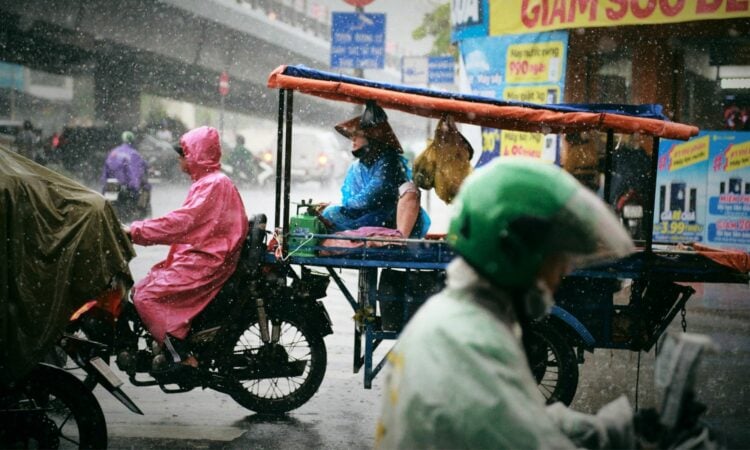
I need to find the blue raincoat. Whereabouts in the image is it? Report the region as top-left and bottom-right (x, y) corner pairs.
(321, 151), (430, 237)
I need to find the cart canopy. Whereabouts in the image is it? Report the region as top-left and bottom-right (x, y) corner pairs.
(267, 65), (698, 141)
(0, 145), (135, 384)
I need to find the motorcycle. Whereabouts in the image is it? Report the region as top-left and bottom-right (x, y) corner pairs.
(221, 160), (274, 188)
(103, 178), (152, 223)
(0, 282), (143, 449)
(0, 363), (109, 449)
(616, 188), (644, 241)
(70, 215), (333, 415)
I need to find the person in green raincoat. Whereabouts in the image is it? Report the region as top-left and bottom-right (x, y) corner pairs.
(376, 157), (637, 449)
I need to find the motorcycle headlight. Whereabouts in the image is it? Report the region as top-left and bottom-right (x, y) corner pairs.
(623, 204), (643, 219)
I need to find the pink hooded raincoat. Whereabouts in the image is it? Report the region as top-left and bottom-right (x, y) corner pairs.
(130, 126), (248, 343)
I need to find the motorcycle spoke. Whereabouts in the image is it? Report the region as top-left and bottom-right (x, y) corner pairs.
(59, 433), (80, 446)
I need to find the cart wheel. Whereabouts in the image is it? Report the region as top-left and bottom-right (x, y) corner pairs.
(524, 320), (578, 406)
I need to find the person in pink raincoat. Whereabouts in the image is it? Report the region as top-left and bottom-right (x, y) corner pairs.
(126, 126), (248, 365)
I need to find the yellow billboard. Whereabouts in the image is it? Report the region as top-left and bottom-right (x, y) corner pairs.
(490, 0), (750, 36)
(669, 135), (710, 171)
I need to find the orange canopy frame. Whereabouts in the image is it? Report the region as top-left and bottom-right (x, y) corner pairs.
(268, 65), (699, 141)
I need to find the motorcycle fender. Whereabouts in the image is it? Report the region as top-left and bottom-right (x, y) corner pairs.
(82, 359), (143, 415)
(271, 297), (333, 337)
(549, 305), (596, 351)
(312, 300), (333, 337)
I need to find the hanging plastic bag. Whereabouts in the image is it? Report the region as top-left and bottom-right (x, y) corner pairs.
(414, 115), (473, 204)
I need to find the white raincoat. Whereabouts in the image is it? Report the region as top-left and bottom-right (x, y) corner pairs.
(376, 258), (635, 449)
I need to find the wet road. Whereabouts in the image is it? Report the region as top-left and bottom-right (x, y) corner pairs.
(98, 181), (749, 449)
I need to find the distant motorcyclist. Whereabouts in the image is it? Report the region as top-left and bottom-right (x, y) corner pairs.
(14, 120), (38, 161)
(376, 158), (637, 449)
(101, 131), (151, 222)
(226, 134), (257, 183)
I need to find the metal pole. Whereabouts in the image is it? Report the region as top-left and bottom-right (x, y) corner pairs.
(352, 5), (365, 115)
(10, 69), (16, 120)
(274, 89), (286, 230)
(643, 136), (660, 253)
(603, 129), (614, 204)
(219, 94), (225, 139)
(355, 5), (364, 80)
(282, 90), (294, 255)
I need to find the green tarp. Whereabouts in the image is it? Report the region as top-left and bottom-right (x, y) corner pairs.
(1, 144), (134, 384)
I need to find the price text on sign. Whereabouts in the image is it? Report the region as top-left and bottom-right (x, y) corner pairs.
(505, 41), (563, 83)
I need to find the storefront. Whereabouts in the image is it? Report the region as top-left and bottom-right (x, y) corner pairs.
(451, 0), (750, 250)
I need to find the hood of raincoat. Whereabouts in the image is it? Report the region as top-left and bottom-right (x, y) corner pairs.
(179, 126), (222, 178)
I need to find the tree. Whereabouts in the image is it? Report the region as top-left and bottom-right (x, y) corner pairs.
(412, 3), (456, 58)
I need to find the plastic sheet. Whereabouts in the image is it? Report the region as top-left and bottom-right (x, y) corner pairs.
(0, 145), (134, 384)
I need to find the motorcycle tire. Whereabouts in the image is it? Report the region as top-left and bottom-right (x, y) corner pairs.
(524, 320), (579, 406)
(8, 363), (108, 449)
(224, 310), (327, 414)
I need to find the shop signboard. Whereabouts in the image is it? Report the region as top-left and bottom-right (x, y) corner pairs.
(460, 31), (568, 166)
(488, 0), (750, 36)
(330, 12), (386, 69)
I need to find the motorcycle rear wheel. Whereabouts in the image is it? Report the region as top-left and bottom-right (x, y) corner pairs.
(224, 311), (327, 414)
(5, 363), (108, 449)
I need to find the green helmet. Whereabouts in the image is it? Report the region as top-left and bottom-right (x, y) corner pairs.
(447, 157), (633, 288)
(122, 131), (135, 144)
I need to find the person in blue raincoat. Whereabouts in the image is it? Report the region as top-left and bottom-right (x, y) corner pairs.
(321, 102), (430, 238)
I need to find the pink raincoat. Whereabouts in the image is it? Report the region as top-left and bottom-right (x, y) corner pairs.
(130, 126), (248, 343)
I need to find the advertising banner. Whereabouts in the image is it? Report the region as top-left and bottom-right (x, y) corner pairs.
(451, 0), (489, 42)
(653, 134), (711, 244)
(489, 0), (750, 36)
(705, 131), (750, 251)
(460, 31), (568, 166)
(654, 131), (750, 251)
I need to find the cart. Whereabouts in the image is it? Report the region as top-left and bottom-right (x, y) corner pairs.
(264, 65), (749, 404)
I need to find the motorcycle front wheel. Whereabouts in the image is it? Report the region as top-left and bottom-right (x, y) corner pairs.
(525, 320), (579, 406)
(224, 310), (327, 414)
(3, 363), (108, 449)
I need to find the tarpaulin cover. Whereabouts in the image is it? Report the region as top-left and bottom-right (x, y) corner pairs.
(0, 145), (135, 384)
(267, 65), (699, 140)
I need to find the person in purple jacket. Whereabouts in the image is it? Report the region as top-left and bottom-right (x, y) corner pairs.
(101, 131), (151, 222)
